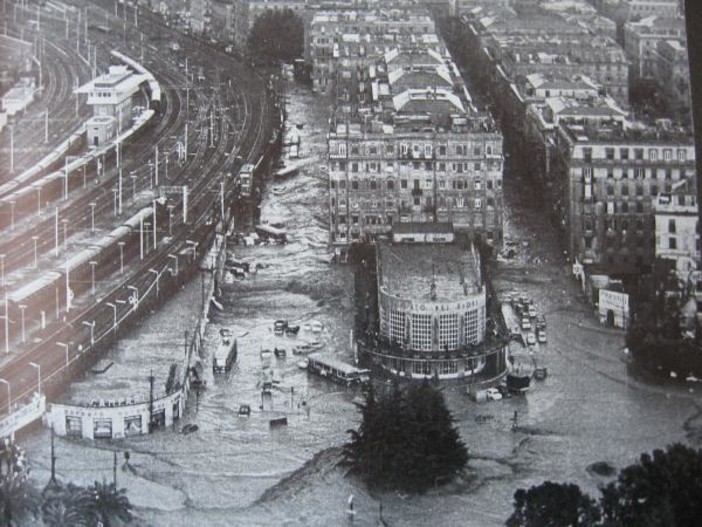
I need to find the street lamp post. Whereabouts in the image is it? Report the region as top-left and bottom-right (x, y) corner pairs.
(130, 173), (137, 199)
(168, 254), (178, 276)
(0, 253), (5, 287)
(57, 341), (69, 366)
(29, 362), (41, 395)
(82, 320), (95, 345)
(148, 161), (154, 189)
(36, 187), (42, 216)
(89, 202), (96, 233)
(9, 201), (15, 231)
(89, 261), (97, 295)
(167, 205), (174, 236)
(61, 219), (68, 250)
(106, 302), (117, 329)
(118, 242), (125, 274)
(112, 187), (118, 216)
(0, 379), (10, 414)
(31, 236), (38, 268)
(18, 304), (26, 342)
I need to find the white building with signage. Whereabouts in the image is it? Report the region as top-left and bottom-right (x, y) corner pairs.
(361, 225), (508, 382)
(599, 288), (630, 328)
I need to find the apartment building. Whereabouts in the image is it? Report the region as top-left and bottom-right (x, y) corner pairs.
(555, 120), (696, 275)
(622, 15), (686, 80)
(327, 46), (503, 260)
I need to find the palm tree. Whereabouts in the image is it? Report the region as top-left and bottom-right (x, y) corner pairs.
(42, 483), (97, 527)
(89, 481), (133, 526)
(0, 476), (40, 526)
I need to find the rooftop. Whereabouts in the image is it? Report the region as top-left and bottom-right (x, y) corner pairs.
(377, 241), (481, 303)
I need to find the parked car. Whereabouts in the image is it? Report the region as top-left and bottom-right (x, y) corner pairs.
(521, 317), (531, 330)
(485, 388), (503, 401)
(527, 332), (536, 346)
(536, 315), (546, 329)
(537, 329), (547, 343)
(528, 305), (537, 318)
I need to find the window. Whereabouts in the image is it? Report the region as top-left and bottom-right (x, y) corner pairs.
(401, 180), (408, 189)
(369, 145), (378, 155)
(620, 148), (629, 160)
(338, 214), (346, 224)
(669, 237), (677, 250)
(425, 162), (432, 171)
(664, 149), (672, 160)
(387, 180), (394, 190)
(351, 163), (359, 172)
(607, 168), (614, 179)
(651, 167), (658, 179)
(636, 185), (644, 196)
(475, 181), (482, 191)
(352, 180), (359, 190)
(678, 149), (687, 161)
(338, 143), (347, 156)
(666, 168), (672, 180)
(340, 180), (347, 189)
(425, 144), (433, 158)
(370, 180), (377, 190)
(411, 313), (433, 351)
(649, 148), (658, 161)
(669, 219), (676, 234)
(621, 202), (629, 213)
(584, 147), (593, 162)
(439, 313), (459, 350)
(636, 202), (644, 213)
(331, 180), (337, 189)
(605, 148), (614, 160)
(352, 215), (359, 224)
(473, 146), (481, 156)
(474, 162), (481, 171)
(621, 169), (628, 179)
(634, 148), (644, 160)
(351, 145), (359, 155)
(386, 144), (394, 154)
(463, 309), (481, 344)
(621, 184), (629, 196)
(474, 198), (482, 209)
(439, 145), (446, 156)
(438, 162), (446, 171)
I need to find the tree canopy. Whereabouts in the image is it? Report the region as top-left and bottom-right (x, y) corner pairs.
(507, 444), (702, 527)
(506, 481), (601, 527)
(342, 381), (468, 493)
(247, 9), (304, 65)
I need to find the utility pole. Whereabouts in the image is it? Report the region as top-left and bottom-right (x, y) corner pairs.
(50, 425), (57, 484)
(113, 451), (117, 486)
(148, 371), (154, 433)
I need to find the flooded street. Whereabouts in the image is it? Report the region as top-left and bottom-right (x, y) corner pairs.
(21, 83), (702, 527)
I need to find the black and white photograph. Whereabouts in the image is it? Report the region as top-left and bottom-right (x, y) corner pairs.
(0, 0), (700, 525)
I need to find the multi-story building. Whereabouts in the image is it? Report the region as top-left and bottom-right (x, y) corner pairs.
(622, 15), (686, 80)
(654, 181), (699, 278)
(555, 119), (696, 275)
(360, 224), (507, 381)
(655, 38), (691, 125)
(307, 9), (440, 94)
(327, 46), (503, 260)
(464, 6), (629, 107)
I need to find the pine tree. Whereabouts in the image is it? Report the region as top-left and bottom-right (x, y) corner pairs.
(343, 381), (468, 493)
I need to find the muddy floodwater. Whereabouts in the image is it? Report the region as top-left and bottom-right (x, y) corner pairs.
(22, 84), (702, 527)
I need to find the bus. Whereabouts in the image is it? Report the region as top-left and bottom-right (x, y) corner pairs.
(255, 224), (287, 244)
(212, 329), (237, 374)
(304, 353), (370, 387)
(238, 164), (254, 197)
